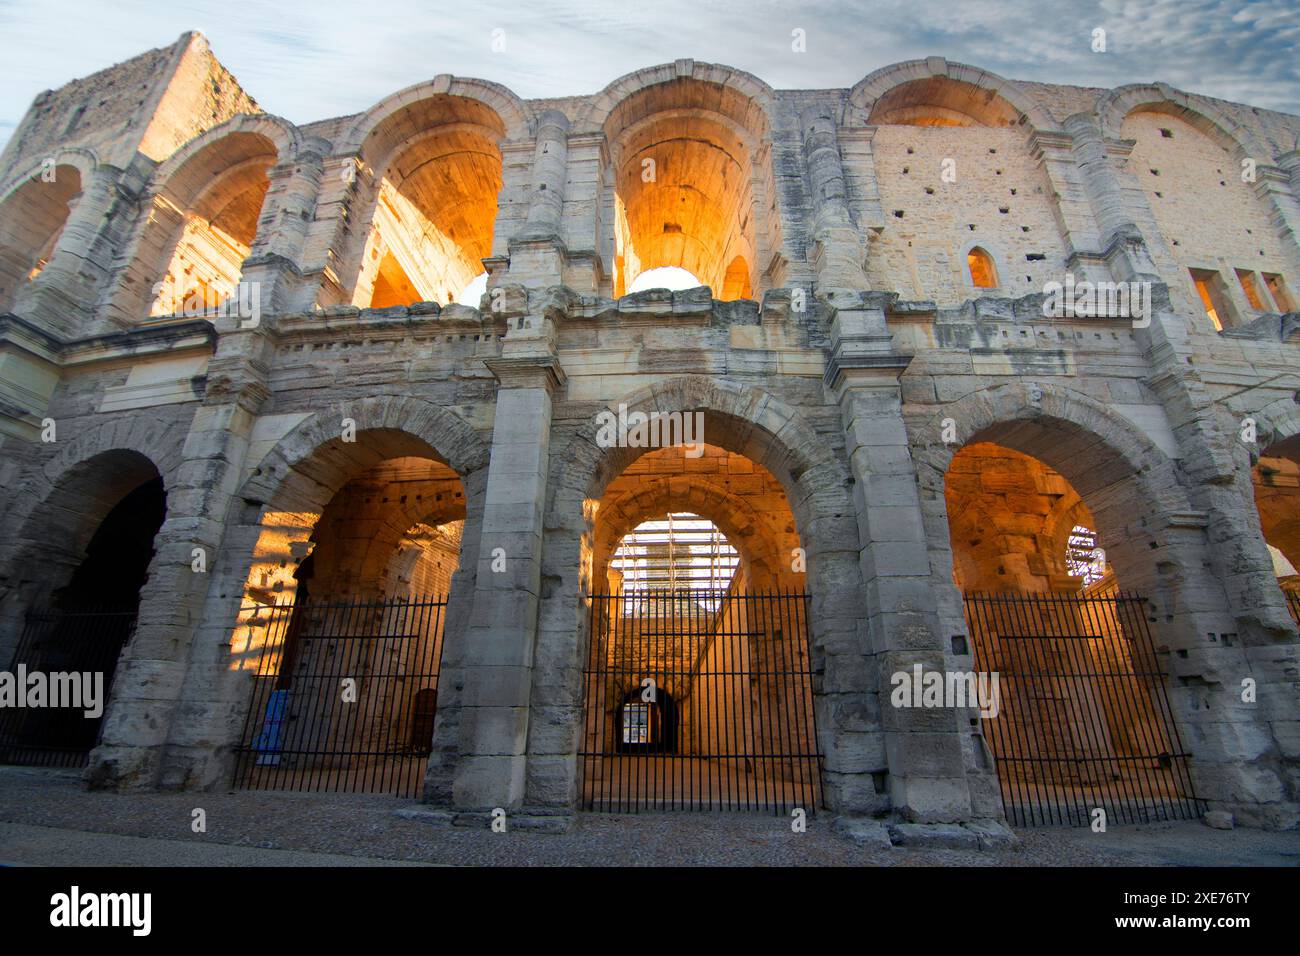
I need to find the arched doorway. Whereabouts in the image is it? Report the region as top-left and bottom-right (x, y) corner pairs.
(942, 438), (1202, 826)
(0, 452), (166, 767)
(230, 432), (472, 797)
(579, 443), (820, 813)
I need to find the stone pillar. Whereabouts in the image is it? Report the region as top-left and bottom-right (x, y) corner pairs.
(86, 312), (272, 789)
(507, 110), (571, 289)
(237, 140), (327, 314)
(825, 291), (994, 822)
(799, 108), (867, 290)
(447, 299), (564, 810)
(1061, 114), (1164, 285)
(1028, 128), (1110, 283)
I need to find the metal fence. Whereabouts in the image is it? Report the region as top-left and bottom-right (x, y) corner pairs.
(580, 589), (821, 814)
(0, 605), (136, 767)
(232, 595), (447, 797)
(963, 590), (1205, 827)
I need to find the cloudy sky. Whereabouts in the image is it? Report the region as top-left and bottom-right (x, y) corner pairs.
(0, 0), (1296, 150)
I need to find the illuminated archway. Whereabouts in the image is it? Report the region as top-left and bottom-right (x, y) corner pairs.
(595, 67), (776, 300)
(348, 94), (505, 308)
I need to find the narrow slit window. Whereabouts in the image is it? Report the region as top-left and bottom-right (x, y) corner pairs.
(1190, 268), (1235, 330)
(1262, 273), (1295, 312)
(1236, 269), (1267, 311)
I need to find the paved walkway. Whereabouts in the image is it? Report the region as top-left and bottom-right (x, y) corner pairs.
(0, 822), (433, 866)
(0, 767), (1296, 866)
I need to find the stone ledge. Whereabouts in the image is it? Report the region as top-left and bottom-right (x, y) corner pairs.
(393, 805), (575, 834)
(831, 817), (1020, 851)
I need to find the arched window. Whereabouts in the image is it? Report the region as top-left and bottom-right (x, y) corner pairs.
(967, 246), (998, 289)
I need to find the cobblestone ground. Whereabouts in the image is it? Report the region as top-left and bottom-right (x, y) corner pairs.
(0, 767), (1296, 867)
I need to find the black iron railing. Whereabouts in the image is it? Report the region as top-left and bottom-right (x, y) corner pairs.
(581, 588), (821, 815)
(232, 595), (447, 798)
(963, 590), (1205, 827)
(1285, 590), (1300, 629)
(0, 605), (136, 768)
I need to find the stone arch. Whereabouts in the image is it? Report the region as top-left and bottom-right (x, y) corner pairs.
(105, 119), (292, 323)
(850, 60), (1069, 304)
(560, 377), (848, 523)
(531, 375), (865, 812)
(3, 413), (186, 544)
(1108, 87), (1297, 328)
(581, 62), (779, 300)
(241, 395), (490, 511)
(910, 380), (1213, 623)
(1244, 397), (1300, 462)
(0, 422), (181, 663)
(913, 381), (1175, 492)
(333, 83), (519, 309)
(847, 58), (1060, 133)
(577, 61), (776, 136)
(337, 75), (533, 158)
(1232, 396), (1300, 592)
(1097, 84), (1271, 162)
(0, 146), (100, 206)
(188, 396), (491, 789)
(150, 114), (301, 185)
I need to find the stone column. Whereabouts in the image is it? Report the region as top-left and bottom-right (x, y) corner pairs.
(237, 140), (327, 315)
(825, 291), (995, 822)
(86, 312), (272, 789)
(507, 110), (571, 289)
(1061, 114), (1164, 285)
(799, 108), (867, 290)
(448, 298), (564, 811)
(1028, 128), (1109, 283)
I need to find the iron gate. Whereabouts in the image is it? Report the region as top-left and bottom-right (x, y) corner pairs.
(232, 595), (447, 797)
(580, 589), (822, 814)
(0, 605), (136, 767)
(964, 590), (1205, 827)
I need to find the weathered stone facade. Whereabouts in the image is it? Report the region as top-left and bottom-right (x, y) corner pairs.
(1, 33), (1297, 829)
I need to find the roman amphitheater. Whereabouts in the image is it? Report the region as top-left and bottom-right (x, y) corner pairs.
(0, 32), (1297, 837)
